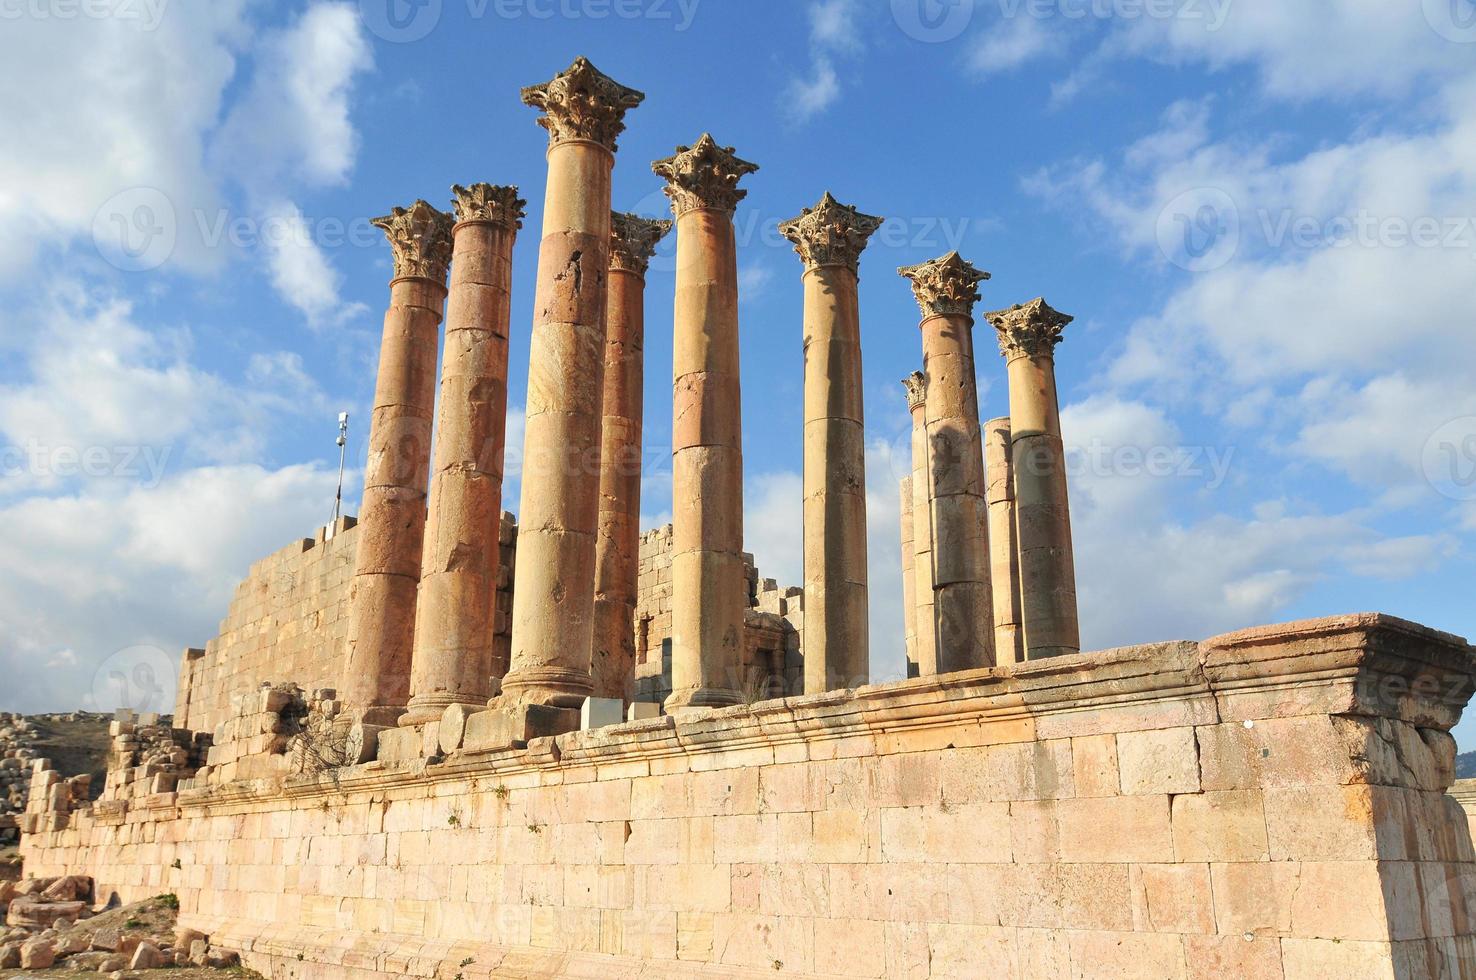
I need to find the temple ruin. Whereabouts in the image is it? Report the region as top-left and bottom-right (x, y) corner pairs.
(14, 56), (1476, 978)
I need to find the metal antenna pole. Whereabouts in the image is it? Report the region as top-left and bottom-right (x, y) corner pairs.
(331, 411), (349, 529)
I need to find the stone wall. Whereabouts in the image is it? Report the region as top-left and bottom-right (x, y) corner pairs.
(634, 524), (803, 703)
(22, 614), (1476, 979)
(176, 515), (517, 735)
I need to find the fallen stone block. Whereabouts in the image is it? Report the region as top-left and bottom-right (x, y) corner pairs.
(129, 939), (164, 969)
(6, 897), (87, 929)
(19, 936), (56, 969)
(39, 873), (90, 902)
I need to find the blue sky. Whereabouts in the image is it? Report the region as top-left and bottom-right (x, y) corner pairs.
(3, 0), (1475, 742)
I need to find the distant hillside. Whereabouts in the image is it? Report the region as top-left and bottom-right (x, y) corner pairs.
(1459, 751), (1476, 780)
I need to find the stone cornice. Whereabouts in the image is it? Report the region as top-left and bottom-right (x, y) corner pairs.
(609, 211), (673, 276)
(902, 372), (927, 412)
(450, 183), (526, 229)
(372, 200), (454, 283)
(778, 191), (884, 275)
(651, 134), (759, 217)
(520, 56), (644, 153)
(987, 296), (1073, 361)
(898, 251), (990, 320)
(141, 614), (1475, 821)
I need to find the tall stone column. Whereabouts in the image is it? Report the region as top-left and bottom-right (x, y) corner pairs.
(988, 298), (1080, 659)
(502, 57), (644, 708)
(343, 201), (454, 726)
(902, 372), (937, 676)
(899, 476), (917, 676)
(898, 252), (995, 673)
(653, 134), (759, 713)
(984, 416), (1024, 665)
(402, 184), (526, 727)
(591, 212), (672, 702)
(780, 192), (883, 694)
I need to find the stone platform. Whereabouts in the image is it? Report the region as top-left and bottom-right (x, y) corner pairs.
(19, 614), (1476, 978)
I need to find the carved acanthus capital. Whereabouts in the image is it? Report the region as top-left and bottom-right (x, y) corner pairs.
(451, 183), (526, 229)
(898, 251), (991, 321)
(610, 212), (673, 276)
(521, 56), (644, 153)
(987, 297), (1073, 361)
(651, 134), (759, 217)
(779, 191), (884, 275)
(372, 200), (454, 283)
(902, 372), (927, 412)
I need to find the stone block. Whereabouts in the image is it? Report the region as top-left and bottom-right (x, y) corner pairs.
(1071, 734), (1120, 797)
(582, 697), (625, 731)
(1117, 727), (1200, 795)
(1058, 795), (1174, 863)
(1171, 790), (1268, 862)
(628, 702), (662, 722)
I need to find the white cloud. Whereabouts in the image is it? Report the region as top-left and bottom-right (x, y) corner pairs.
(258, 199), (369, 329)
(212, 3), (373, 191)
(0, 0), (252, 275)
(782, 0), (863, 122)
(0, 462), (347, 712)
(969, 14), (1065, 75)
(743, 470), (804, 590)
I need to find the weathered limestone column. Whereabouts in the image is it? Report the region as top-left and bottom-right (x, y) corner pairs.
(988, 298), (1080, 659)
(899, 476), (917, 676)
(899, 252), (995, 672)
(653, 134), (759, 712)
(903, 372), (937, 676)
(984, 416), (1024, 665)
(502, 58), (644, 708)
(591, 213), (672, 702)
(780, 192), (883, 694)
(401, 184), (526, 727)
(342, 201), (454, 726)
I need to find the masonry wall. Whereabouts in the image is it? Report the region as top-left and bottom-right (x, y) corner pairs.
(176, 515), (517, 736)
(24, 615), (1476, 979)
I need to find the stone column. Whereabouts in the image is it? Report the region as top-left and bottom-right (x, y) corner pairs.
(652, 134), (759, 713)
(898, 252), (995, 673)
(988, 298), (1080, 659)
(899, 476), (917, 677)
(502, 57), (644, 708)
(342, 201), (454, 726)
(591, 212), (672, 702)
(401, 184), (526, 727)
(902, 372), (936, 676)
(780, 192), (883, 694)
(984, 416), (1024, 665)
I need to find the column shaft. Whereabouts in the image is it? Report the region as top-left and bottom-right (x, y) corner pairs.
(503, 142), (614, 707)
(403, 186), (524, 726)
(991, 298), (1080, 659)
(800, 264), (869, 692)
(781, 193), (881, 695)
(591, 214), (669, 702)
(907, 387), (937, 676)
(343, 203), (453, 725)
(899, 476), (918, 676)
(668, 208), (745, 709)
(984, 416), (1024, 664)
(654, 135), (758, 713)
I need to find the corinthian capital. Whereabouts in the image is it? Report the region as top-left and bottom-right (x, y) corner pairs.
(987, 297), (1073, 361)
(372, 200), (454, 283)
(778, 192), (884, 276)
(651, 134), (759, 217)
(521, 56), (644, 153)
(898, 251), (991, 321)
(610, 212), (673, 276)
(451, 183), (526, 229)
(902, 372), (927, 412)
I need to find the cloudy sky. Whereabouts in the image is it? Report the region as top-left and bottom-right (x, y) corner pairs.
(2, 0), (1474, 742)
